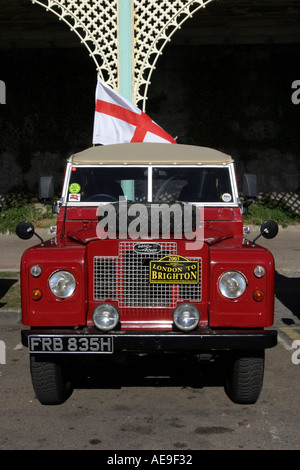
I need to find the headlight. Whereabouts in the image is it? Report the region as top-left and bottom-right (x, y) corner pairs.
(219, 271), (247, 299)
(173, 303), (200, 332)
(93, 303), (119, 331)
(49, 270), (76, 298)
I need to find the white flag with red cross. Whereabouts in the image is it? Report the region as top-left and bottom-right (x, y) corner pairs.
(92, 76), (177, 145)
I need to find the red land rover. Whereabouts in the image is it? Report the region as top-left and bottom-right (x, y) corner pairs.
(17, 143), (278, 405)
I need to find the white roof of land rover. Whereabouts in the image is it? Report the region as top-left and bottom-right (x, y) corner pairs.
(69, 143), (232, 165)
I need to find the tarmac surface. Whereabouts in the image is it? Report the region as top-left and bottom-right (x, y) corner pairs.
(0, 228), (53, 272)
(1, 225), (299, 451)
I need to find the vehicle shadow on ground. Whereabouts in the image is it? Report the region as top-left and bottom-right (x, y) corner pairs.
(0, 277), (18, 308)
(275, 271), (300, 323)
(70, 353), (226, 390)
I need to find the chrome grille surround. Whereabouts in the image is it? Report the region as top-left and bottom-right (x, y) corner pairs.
(94, 242), (201, 308)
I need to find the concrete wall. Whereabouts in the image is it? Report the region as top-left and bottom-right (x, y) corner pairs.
(0, 43), (299, 198)
(147, 44), (300, 195)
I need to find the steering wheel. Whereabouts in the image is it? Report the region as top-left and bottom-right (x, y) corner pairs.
(154, 174), (178, 202)
(85, 194), (118, 202)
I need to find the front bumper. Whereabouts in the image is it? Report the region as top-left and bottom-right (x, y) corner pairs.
(21, 327), (277, 354)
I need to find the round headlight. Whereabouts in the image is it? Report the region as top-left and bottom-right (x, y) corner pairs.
(219, 271), (247, 299)
(93, 303), (119, 331)
(173, 303), (200, 332)
(49, 270), (76, 298)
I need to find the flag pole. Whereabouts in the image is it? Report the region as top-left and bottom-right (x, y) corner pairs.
(118, 0), (134, 103)
(117, 1), (135, 196)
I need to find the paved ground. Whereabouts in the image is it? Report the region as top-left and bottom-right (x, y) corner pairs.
(0, 224), (299, 451)
(0, 323), (299, 451)
(245, 224), (300, 277)
(0, 228), (53, 272)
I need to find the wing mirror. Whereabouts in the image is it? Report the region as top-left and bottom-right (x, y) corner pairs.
(242, 173), (258, 214)
(252, 220), (279, 245)
(243, 174), (258, 199)
(16, 221), (44, 245)
(39, 175), (59, 213)
(39, 176), (54, 202)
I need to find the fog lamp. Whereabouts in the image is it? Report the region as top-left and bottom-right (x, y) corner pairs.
(219, 271), (247, 299)
(173, 303), (200, 332)
(49, 270), (76, 298)
(93, 303), (119, 331)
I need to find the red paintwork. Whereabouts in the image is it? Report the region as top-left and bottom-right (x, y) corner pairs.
(209, 239), (275, 327)
(21, 240), (87, 326)
(20, 203), (275, 329)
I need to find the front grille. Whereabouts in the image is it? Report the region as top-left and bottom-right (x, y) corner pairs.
(94, 259), (115, 300)
(94, 242), (201, 307)
(123, 247), (172, 307)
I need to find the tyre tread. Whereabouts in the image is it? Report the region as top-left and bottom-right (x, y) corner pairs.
(30, 355), (73, 405)
(225, 351), (265, 404)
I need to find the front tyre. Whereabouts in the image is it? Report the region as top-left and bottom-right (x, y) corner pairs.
(225, 350), (265, 404)
(30, 355), (73, 405)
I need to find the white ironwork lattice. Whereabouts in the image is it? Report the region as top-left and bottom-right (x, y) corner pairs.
(31, 0), (215, 109)
(31, 0), (119, 89)
(133, 0), (215, 109)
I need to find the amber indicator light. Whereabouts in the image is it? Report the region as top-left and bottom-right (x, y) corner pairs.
(253, 289), (264, 302)
(31, 289), (43, 301)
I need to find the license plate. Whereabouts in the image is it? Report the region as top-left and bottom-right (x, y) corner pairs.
(28, 335), (113, 354)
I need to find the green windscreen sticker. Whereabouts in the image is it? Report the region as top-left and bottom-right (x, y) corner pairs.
(69, 183), (81, 194)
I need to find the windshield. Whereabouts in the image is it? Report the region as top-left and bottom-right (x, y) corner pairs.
(68, 167), (147, 203)
(67, 166), (233, 204)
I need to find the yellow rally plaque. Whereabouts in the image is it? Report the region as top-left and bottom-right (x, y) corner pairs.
(149, 255), (199, 284)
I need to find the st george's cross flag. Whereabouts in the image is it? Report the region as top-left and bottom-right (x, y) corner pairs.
(92, 76), (177, 145)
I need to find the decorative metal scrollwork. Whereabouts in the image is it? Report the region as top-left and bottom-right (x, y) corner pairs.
(31, 0), (118, 88)
(133, 0), (214, 109)
(31, 0), (215, 109)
